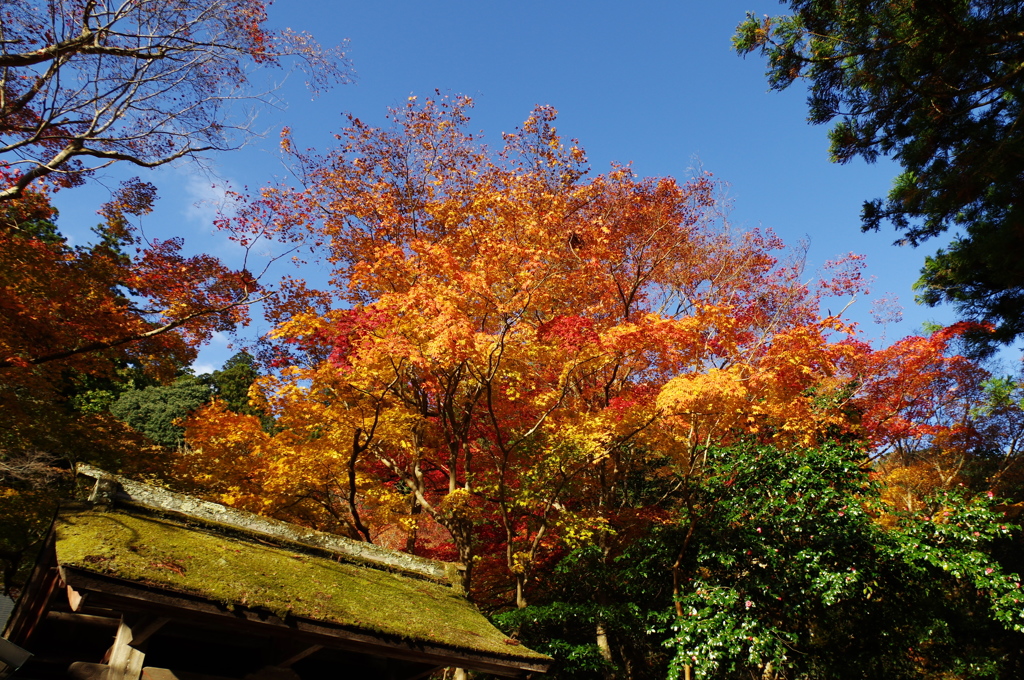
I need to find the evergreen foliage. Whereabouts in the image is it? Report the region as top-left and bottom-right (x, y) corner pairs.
(667, 443), (1024, 679)
(500, 443), (1024, 679)
(109, 352), (268, 449)
(734, 1), (1024, 355)
(111, 375), (214, 449)
(211, 352), (261, 415)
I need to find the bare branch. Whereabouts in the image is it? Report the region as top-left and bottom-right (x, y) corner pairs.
(0, 0), (350, 199)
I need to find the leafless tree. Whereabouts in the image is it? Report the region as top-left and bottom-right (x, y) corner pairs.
(0, 0), (349, 199)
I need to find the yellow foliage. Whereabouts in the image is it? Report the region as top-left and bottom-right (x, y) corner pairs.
(182, 96), (882, 601)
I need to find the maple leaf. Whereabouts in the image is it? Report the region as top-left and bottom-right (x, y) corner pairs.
(182, 96), (906, 608)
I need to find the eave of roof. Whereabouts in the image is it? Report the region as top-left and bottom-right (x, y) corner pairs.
(50, 468), (550, 674)
(55, 508), (547, 665)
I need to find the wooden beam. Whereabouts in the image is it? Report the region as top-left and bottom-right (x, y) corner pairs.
(140, 668), (239, 680)
(70, 664), (239, 680)
(68, 661), (111, 680)
(130, 617), (170, 648)
(140, 670), (177, 680)
(62, 568), (550, 677)
(2, 531), (59, 645)
(406, 666), (445, 680)
(46, 611), (119, 627)
(277, 644), (322, 668)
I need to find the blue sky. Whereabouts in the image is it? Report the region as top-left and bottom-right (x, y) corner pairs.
(53, 1), (966, 374)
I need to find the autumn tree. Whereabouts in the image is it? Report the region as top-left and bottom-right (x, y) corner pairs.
(0, 0), (348, 199)
(0, 175), (263, 371)
(827, 323), (1024, 514)
(182, 96), (873, 607)
(163, 96), (1024, 679)
(733, 1), (1024, 355)
(0, 177), (263, 593)
(0, 0), (349, 597)
(0, 0), (349, 371)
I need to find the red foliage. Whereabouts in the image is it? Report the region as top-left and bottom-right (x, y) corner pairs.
(537, 315), (601, 351)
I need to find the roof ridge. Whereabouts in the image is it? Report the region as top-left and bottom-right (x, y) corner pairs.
(76, 464), (457, 586)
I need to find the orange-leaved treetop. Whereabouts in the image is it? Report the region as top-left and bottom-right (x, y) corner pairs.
(179, 96), (997, 606)
(1, 174), (260, 376)
(838, 324), (1024, 513)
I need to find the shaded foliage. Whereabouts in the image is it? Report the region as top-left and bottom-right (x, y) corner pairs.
(495, 537), (677, 680)
(667, 442), (1024, 680)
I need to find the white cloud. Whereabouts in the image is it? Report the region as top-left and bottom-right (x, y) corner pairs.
(182, 171), (239, 227)
(191, 332), (235, 375)
(209, 330), (230, 346)
(191, 362), (217, 375)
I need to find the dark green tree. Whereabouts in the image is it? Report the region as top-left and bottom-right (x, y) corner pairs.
(111, 375), (213, 449)
(210, 351), (261, 416)
(494, 539), (676, 680)
(667, 443), (1024, 680)
(734, 1), (1024, 355)
(109, 353), (269, 450)
(210, 351), (274, 432)
(498, 443), (1024, 679)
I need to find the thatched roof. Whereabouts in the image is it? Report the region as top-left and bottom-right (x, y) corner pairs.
(4, 467), (549, 679)
(55, 508), (537, 660)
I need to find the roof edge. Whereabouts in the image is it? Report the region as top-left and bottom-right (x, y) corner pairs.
(61, 566), (551, 676)
(76, 464), (457, 586)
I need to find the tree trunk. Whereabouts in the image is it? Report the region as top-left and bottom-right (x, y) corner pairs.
(515, 574), (527, 609)
(405, 492), (420, 554)
(596, 619), (614, 664)
(595, 511), (616, 678)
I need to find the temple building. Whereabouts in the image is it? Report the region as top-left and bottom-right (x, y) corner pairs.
(1, 467), (550, 679)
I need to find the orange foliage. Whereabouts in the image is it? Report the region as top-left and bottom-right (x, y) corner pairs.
(1, 175), (258, 371)
(183, 96), (891, 604)
(181, 96), (1024, 608)
(840, 324), (1024, 509)
(1, 172), (260, 467)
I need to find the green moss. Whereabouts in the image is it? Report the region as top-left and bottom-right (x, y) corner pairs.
(55, 509), (547, 660)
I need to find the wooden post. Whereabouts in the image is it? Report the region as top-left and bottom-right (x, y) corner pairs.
(107, 618), (146, 680)
(684, 664), (692, 680)
(67, 584), (86, 611)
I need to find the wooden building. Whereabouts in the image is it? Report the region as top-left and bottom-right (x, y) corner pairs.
(2, 467), (550, 679)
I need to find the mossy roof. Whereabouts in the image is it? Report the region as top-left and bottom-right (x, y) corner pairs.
(54, 508), (547, 662)
(75, 464), (451, 583)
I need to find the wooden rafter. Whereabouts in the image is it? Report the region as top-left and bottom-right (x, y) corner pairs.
(61, 567), (547, 678)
